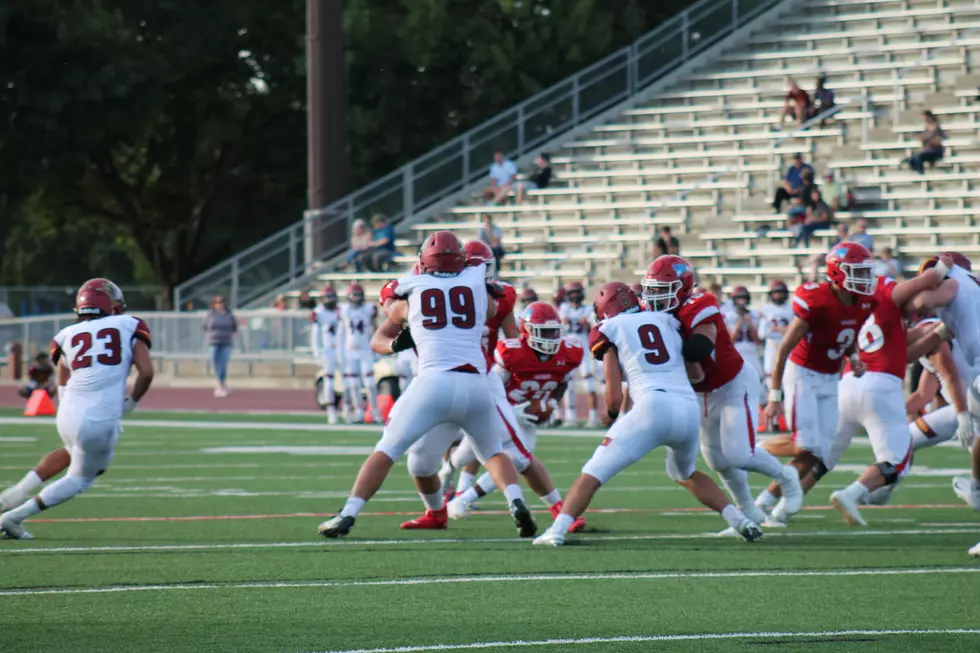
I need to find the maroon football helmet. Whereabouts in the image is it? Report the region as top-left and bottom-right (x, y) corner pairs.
(321, 285), (338, 307)
(826, 242), (876, 296)
(731, 285), (750, 307)
(768, 279), (789, 305)
(919, 251), (973, 274)
(566, 281), (585, 305)
(520, 287), (539, 308)
(347, 283), (365, 305)
(641, 255), (695, 312)
(418, 231), (466, 276)
(75, 279), (116, 318)
(593, 282), (642, 322)
(464, 240), (497, 281)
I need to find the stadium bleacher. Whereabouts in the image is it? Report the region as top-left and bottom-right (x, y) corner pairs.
(294, 0), (980, 304)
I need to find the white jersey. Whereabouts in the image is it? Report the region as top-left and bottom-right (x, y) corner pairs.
(594, 310), (693, 403)
(937, 265), (980, 369)
(396, 264), (488, 374)
(339, 303), (377, 351)
(758, 302), (794, 371)
(311, 304), (341, 355)
(918, 318), (971, 405)
(52, 314), (150, 421)
(560, 303), (592, 341)
(723, 306), (761, 363)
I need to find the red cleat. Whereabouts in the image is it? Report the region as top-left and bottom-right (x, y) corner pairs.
(400, 508), (448, 530)
(550, 502), (587, 533)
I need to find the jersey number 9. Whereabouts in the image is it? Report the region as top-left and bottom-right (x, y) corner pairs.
(637, 325), (670, 365)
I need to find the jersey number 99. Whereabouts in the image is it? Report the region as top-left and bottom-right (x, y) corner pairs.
(420, 287), (476, 330)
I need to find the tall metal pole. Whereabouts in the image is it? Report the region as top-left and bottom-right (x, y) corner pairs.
(307, 0), (348, 264)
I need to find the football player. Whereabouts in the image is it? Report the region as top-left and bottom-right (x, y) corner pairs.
(643, 257), (803, 531)
(520, 287), (539, 310)
(724, 286), (763, 383)
(447, 302), (587, 533)
(1, 280), (155, 539)
(339, 283), (378, 422)
(559, 281), (599, 426)
(533, 283), (762, 546)
(318, 232), (535, 539)
(311, 285), (342, 424)
(758, 280), (793, 429)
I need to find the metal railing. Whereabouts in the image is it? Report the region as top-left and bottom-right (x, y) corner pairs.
(0, 309), (314, 362)
(173, 0), (785, 311)
(0, 285), (166, 317)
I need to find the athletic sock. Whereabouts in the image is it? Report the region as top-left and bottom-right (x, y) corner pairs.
(721, 504), (745, 529)
(587, 409), (598, 424)
(340, 496), (366, 518)
(3, 497), (42, 522)
(503, 484), (524, 503)
(755, 489), (778, 510)
(551, 513), (574, 536)
(840, 481), (870, 503)
(419, 491), (444, 511)
(456, 487), (480, 507)
(540, 489), (561, 507)
(16, 471), (44, 495)
(475, 473), (496, 495)
(457, 471), (476, 494)
(719, 468), (755, 509)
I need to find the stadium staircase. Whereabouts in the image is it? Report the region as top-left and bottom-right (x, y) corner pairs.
(181, 0), (980, 308)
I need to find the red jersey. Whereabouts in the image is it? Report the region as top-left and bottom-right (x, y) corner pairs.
(483, 282), (517, 371)
(789, 279), (886, 374)
(846, 278), (907, 379)
(495, 336), (584, 407)
(676, 290), (743, 393)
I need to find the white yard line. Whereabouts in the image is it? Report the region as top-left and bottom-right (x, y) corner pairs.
(2, 527), (976, 556)
(304, 629), (980, 653)
(0, 567), (977, 598)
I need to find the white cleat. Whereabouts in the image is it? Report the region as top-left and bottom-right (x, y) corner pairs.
(968, 541), (980, 559)
(0, 513), (33, 540)
(532, 526), (565, 547)
(327, 412), (339, 425)
(446, 496), (470, 521)
(830, 490), (867, 526)
(777, 469), (804, 517)
(952, 476), (980, 511)
(763, 499), (790, 528)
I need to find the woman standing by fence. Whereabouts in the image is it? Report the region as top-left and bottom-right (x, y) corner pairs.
(203, 295), (237, 397)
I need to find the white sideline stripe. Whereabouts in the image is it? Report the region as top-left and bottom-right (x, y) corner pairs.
(307, 629), (980, 653)
(1, 567), (977, 598)
(2, 527), (976, 555)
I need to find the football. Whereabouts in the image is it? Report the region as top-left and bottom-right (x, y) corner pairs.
(524, 399), (553, 423)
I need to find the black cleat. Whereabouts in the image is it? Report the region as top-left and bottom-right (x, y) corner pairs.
(318, 514), (356, 539)
(510, 499), (537, 538)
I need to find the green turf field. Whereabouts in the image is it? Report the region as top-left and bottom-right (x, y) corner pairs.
(1, 413), (978, 652)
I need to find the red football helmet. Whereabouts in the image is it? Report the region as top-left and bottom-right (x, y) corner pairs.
(641, 255), (695, 312)
(520, 287), (539, 308)
(347, 283), (365, 305)
(566, 281), (585, 304)
(919, 251), (973, 275)
(768, 279), (789, 305)
(593, 281), (642, 322)
(826, 242), (877, 296)
(321, 285), (338, 306)
(520, 302), (563, 355)
(418, 231), (465, 276)
(75, 278), (116, 318)
(553, 286), (567, 307)
(731, 285), (750, 306)
(464, 240), (497, 281)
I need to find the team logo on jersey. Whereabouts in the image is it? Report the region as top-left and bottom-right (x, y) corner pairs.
(861, 303), (871, 309)
(841, 320), (857, 326)
(534, 374), (551, 380)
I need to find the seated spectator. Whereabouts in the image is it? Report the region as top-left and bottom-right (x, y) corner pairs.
(772, 153), (815, 212)
(365, 214), (396, 272)
(849, 218), (874, 253)
(813, 76), (835, 124)
(903, 110), (945, 174)
(515, 153), (553, 203)
(297, 289), (316, 310)
(807, 223), (849, 281)
(819, 172), (852, 214)
(653, 225), (680, 257)
(479, 213), (505, 269)
(344, 219), (372, 271)
(779, 80), (812, 127)
(786, 168), (816, 223)
(795, 189), (832, 248)
(18, 352), (55, 400)
(877, 246), (903, 278)
(273, 294), (288, 310)
(483, 150), (518, 205)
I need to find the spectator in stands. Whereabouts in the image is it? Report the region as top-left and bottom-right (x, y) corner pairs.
(297, 289), (316, 310)
(772, 153), (815, 212)
(344, 219), (372, 271)
(795, 189), (832, 248)
(483, 150), (518, 205)
(813, 77), (835, 125)
(18, 352), (55, 400)
(273, 294), (288, 310)
(877, 246), (903, 278)
(653, 225), (680, 257)
(903, 110), (946, 174)
(820, 172), (852, 215)
(203, 294), (237, 398)
(778, 80), (812, 127)
(806, 222), (849, 281)
(515, 153), (553, 203)
(786, 167), (816, 224)
(849, 218), (874, 253)
(479, 213), (506, 269)
(365, 214), (396, 272)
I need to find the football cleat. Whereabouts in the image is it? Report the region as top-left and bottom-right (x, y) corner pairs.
(952, 476), (980, 510)
(764, 498), (791, 527)
(777, 468), (804, 517)
(400, 509), (447, 530)
(741, 503), (770, 528)
(735, 517), (763, 543)
(510, 499), (537, 538)
(968, 541), (980, 559)
(318, 514), (355, 539)
(830, 490), (868, 526)
(532, 525), (565, 547)
(446, 496), (470, 521)
(550, 503), (586, 533)
(0, 513), (33, 541)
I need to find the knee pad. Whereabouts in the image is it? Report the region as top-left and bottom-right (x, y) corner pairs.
(875, 461), (900, 485)
(811, 460), (829, 481)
